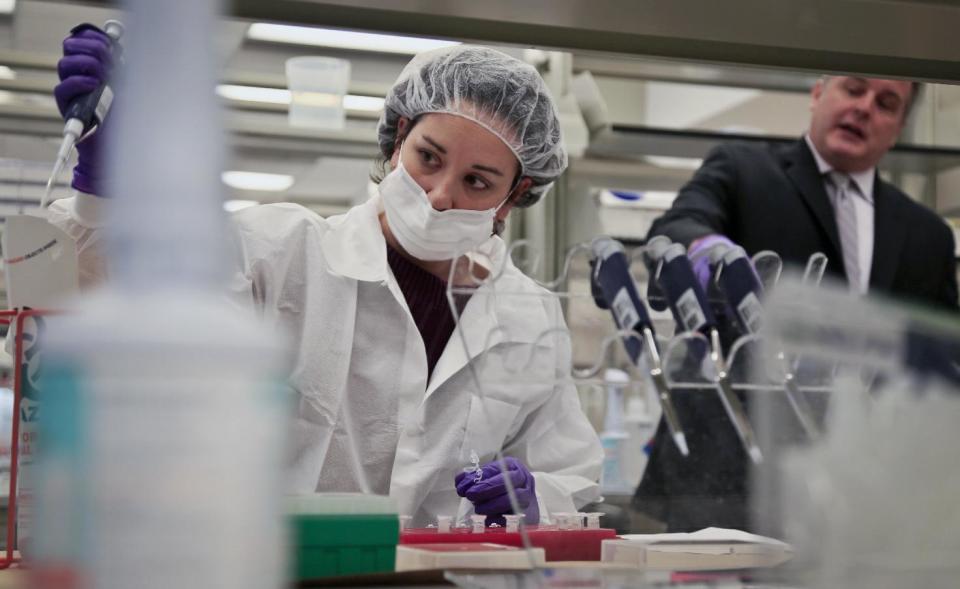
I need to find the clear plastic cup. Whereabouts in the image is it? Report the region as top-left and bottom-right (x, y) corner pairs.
(285, 56), (351, 130)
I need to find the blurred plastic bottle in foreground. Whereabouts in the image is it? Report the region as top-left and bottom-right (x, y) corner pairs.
(29, 0), (288, 588)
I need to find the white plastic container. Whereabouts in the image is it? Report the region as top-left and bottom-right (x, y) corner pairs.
(29, 0), (290, 587)
(34, 291), (288, 589)
(285, 56), (350, 130)
(11, 314), (47, 555)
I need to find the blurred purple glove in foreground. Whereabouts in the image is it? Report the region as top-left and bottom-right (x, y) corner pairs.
(53, 27), (115, 195)
(687, 234), (735, 292)
(455, 456), (539, 526)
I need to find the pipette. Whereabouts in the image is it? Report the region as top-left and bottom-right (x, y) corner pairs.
(644, 236), (763, 463)
(712, 245), (820, 440)
(590, 237), (689, 457)
(41, 20), (124, 209)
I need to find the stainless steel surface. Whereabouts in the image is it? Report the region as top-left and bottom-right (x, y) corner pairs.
(710, 328), (763, 464)
(226, 0), (960, 82)
(782, 368), (821, 441)
(643, 326), (689, 457)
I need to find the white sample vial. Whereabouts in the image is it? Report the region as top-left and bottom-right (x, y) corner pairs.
(573, 512), (587, 530)
(504, 515), (521, 533)
(399, 515), (413, 530)
(554, 512), (571, 530)
(437, 515), (452, 534)
(470, 514), (486, 533)
(586, 512), (605, 529)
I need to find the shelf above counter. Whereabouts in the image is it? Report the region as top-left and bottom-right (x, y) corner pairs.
(587, 125), (960, 176)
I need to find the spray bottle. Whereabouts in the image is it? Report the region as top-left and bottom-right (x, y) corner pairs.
(599, 368), (631, 493)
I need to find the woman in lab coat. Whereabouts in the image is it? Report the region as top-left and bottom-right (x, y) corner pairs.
(50, 34), (603, 526)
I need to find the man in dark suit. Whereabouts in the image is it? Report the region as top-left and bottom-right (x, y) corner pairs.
(649, 76), (957, 310)
(634, 76), (958, 533)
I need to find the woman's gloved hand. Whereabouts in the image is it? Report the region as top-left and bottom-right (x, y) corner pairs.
(53, 26), (115, 195)
(455, 456), (539, 526)
(688, 234), (735, 292)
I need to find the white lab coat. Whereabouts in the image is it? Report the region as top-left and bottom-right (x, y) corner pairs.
(49, 193), (603, 525)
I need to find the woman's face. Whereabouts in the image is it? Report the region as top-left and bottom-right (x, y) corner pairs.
(390, 113), (525, 218)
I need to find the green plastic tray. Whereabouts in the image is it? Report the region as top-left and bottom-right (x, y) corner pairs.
(291, 513), (399, 580)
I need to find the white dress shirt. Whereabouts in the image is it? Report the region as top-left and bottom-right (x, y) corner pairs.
(804, 134), (875, 294)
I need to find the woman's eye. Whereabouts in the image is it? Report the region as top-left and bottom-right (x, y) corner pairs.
(466, 175), (490, 190)
(419, 150), (439, 166)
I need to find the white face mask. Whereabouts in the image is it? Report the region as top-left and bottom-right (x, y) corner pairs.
(380, 152), (508, 261)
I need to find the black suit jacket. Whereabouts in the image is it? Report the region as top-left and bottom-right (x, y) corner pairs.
(649, 139), (958, 310)
(635, 139), (958, 533)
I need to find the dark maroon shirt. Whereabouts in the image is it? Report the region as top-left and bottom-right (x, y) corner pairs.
(387, 245), (470, 378)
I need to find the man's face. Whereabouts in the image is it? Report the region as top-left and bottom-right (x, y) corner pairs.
(808, 76), (913, 172)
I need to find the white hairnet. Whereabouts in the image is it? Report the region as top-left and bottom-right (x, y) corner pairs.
(377, 45), (567, 206)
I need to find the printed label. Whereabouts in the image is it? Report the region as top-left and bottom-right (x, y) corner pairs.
(676, 288), (707, 332)
(737, 292), (764, 334)
(612, 288), (640, 331)
(94, 87), (114, 124)
(18, 315), (46, 548)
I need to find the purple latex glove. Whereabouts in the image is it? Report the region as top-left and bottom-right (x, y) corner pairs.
(687, 234), (735, 292)
(53, 27), (115, 195)
(455, 456), (539, 526)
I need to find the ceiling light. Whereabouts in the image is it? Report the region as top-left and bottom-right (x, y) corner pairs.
(644, 156), (703, 170)
(0, 66), (15, 79)
(216, 84), (384, 112)
(217, 84), (290, 105)
(223, 199), (260, 212)
(247, 23), (459, 55)
(0, 1), (16, 16)
(222, 171), (294, 192)
(343, 95), (384, 112)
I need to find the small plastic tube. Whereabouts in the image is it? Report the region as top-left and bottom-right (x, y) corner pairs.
(399, 515), (413, 530)
(504, 514), (521, 533)
(554, 512), (571, 531)
(470, 514), (486, 534)
(437, 515), (452, 534)
(573, 512), (586, 530)
(586, 512), (604, 530)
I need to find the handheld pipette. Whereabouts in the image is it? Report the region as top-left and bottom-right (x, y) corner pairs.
(41, 20), (124, 209)
(711, 245), (820, 440)
(644, 236), (763, 463)
(589, 237), (689, 457)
